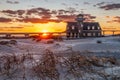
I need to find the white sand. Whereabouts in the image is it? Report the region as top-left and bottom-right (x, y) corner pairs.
(0, 36), (120, 54)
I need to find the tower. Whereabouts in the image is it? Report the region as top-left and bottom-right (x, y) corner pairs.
(75, 14), (85, 37)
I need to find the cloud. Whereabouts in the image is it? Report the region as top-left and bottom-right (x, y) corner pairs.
(2, 10), (17, 14)
(0, 26), (23, 29)
(61, 3), (68, 6)
(56, 13), (96, 22)
(44, 0), (48, 2)
(1, 9), (25, 18)
(113, 16), (120, 23)
(66, 7), (78, 15)
(84, 2), (90, 5)
(17, 17), (61, 23)
(83, 14), (96, 22)
(28, 5), (35, 7)
(57, 9), (70, 15)
(106, 16), (110, 18)
(0, 7), (96, 23)
(94, 2), (105, 7)
(17, 10), (25, 15)
(107, 16), (120, 23)
(0, 17), (12, 22)
(56, 15), (76, 22)
(26, 7), (51, 16)
(6, 0), (19, 4)
(99, 3), (120, 10)
(74, 3), (79, 6)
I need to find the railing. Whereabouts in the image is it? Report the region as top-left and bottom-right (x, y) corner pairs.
(0, 30), (120, 38)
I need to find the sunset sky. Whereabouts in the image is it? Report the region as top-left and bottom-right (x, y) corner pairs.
(0, 0), (120, 33)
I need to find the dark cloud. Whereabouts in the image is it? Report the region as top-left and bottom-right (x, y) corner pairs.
(0, 17), (12, 22)
(2, 10), (17, 14)
(0, 27), (23, 29)
(74, 3), (79, 6)
(26, 7), (51, 16)
(83, 14), (96, 22)
(1, 8), (53, 23)
(113, 16), (120, 23)
(0, 7), (96, 23)
(94, 2), (105, 7)
(6, 0), (19, 4)
(58, 9), (70, 15)
(2, 9), (25, 15)
(84, 2), (90, 5)
(84, 14), (96, 19)
(44, 0), (48, 2)
(1, 9), (25, 18)
(56, 15), (76, 22)
(61, 3), (68, 6)
(56, 13), (96, 22)
(17, 10), (25, 15)
(28, 5), (35, 7)
(17, 17), (61, 23)
(51, 10), (57, 15)
(107, 16), (120, 23)
(17, 18), (44, 23)
(99, 3), (120, 10)
(66, 7), (78, 15)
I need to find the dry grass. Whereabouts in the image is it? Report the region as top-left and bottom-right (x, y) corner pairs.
(0, 50), (119, 80)
(32, 49), (59, 80)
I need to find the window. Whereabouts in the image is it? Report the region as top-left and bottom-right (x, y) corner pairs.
(93, 33), (96, 36)
(98, 26), (100, 30)
(87, 33), (91, 36)
(92, 26), (95, 30)
(81, 24), (83, 27)
(87, 26), (90, 30)
(98, 33), (101, 36)
(83, 33), (86, 36)
(72, 26), (75, 30)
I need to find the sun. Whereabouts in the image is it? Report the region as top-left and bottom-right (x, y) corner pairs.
(40, 30), (51, 39)
(41, 30), (48, 33)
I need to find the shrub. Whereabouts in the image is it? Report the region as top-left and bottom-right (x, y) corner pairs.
(96, 40), (102, 44)
(32, 49), (59, 80)
(47, 40), (54, 44)
(0, 41), (9, 45)
(9, 40), (17, 45)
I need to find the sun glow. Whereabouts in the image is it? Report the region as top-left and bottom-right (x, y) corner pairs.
(41, 33), (51, 39)
(42, 30), (48, 33)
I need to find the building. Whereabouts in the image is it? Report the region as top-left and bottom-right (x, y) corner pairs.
(66, 14), (102, 38)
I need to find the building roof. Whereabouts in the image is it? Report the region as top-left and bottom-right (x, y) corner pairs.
(67, 22), (101, 30)
(67, 22), (100, 26)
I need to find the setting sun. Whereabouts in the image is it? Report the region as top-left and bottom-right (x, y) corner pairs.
(41, 30), (48, 33)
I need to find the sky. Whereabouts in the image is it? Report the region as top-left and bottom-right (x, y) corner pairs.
(0, 0), (120, 33)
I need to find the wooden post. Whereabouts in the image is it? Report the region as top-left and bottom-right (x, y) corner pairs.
(112, 31), (115, 36)
(25, 34), (29, 37)
(102, 31), (105, 36)
(6, 34), (11, 38)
